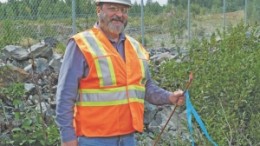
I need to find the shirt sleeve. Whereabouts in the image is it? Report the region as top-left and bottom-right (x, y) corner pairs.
(55, 39), (87, 142)
(145, 67), (172, 105)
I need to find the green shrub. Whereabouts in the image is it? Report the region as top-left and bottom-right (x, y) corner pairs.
(0, 83), (60, 146)
(0, 83), (25, 100)
(54, 42), (66, 54)
(0, 19), (21, 48)
(151, 23), (260, 145)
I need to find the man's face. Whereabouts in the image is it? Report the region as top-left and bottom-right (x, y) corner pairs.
(97, 3), (129, 36)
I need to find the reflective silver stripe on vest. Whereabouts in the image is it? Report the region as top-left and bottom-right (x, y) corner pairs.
(81, 31), (116, 86)
(141, 60), (149, 84)
(126, 35), (148, 84)
(126, 35), (147, 59)
(78, 89), (145, 102)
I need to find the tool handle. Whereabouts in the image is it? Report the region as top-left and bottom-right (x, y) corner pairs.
(153, 105), (178, 146)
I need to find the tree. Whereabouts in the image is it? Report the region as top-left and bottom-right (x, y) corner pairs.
(129, 1), (141, 15)
(23, 0), (42, 19)
(54, 0), (71, 17)
(8, 0), (19, 17)
(145, 0), (163, 15)
(38, 0), (54, 18)
(248, 0), (260, 22)
(74, 0), (94, 17)
(65, 0), (72, 7)
(0, 2), (7, 19)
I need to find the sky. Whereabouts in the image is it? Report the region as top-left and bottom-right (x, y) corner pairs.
(0, 0), (168, 6)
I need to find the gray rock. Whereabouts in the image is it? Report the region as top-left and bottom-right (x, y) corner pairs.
(3, 45), (29, 60)
(29, 42), (53, 60)
(49, 54), (62, 73)
(35, 58), (49, 73)
(35, 102), (49, 114)
(24, 83), (35, 92)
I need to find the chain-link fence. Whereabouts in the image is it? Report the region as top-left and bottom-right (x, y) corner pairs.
(0, 0), (259, 49)
(0, 1), (260, 145)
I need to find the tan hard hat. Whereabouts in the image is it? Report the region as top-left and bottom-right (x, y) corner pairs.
(95, 0), (132, 6)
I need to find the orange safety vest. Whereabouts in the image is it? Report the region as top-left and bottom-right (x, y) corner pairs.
(72, 28), (149, 137)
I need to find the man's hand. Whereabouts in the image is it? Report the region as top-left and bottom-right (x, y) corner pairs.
(62, 139), (78, 146)
(169, 90), (185, 106)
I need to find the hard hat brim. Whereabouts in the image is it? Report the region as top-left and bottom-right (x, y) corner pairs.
(95, 0), (132, 7)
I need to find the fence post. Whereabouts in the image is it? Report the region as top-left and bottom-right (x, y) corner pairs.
(72, 0), (76, 35)
(141, 0), (145, 46)
(223, 0), (226, 32)
(187, 0), (191, 42)
(245, 0), (248, 25)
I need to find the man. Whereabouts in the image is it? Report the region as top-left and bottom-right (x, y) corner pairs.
(55, 0), (185, 146)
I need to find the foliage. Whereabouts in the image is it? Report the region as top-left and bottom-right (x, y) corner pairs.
(0, 83), (60, 146)
(0, 1), (260, 146)
(145, 0), (164, 15)
(1, 0), (260, 49)
(167, 5), (187, 39)
(1, 0), (260, 22)
(247, 0), (260, 23)
(0, 83), (25, 99)
(38, 0), (71, 19)
(2, 112), (60, 146)
(151, 24), (260, 145)
(54, 42), (66, 54)
(0, 19), (21, 47)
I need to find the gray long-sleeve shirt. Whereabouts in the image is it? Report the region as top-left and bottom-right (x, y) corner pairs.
(55, 32), (171, 142)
